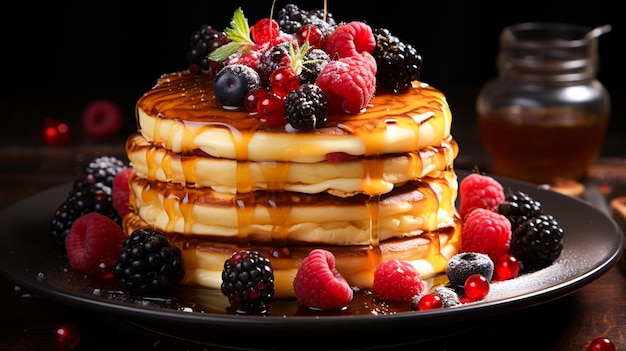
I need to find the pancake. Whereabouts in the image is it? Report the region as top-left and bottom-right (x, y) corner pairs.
(136, 72), (452, 162)
(124, 213), (462, 298)
(126, 132), (458, 196)
(127, 171), (458, 245)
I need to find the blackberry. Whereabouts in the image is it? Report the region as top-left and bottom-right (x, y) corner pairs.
(285, 84), (328, 130)
(498, 190), (543, 231)
(113, 228), (185, 296)
(187, 25), (230, 77)
(372, 28), (423, 92)
(276, 4), (336, 35)
(50, 175), (122, 249)
(510, 214), (564, 272)
(83, 155), (128, 188)
(299, 48), (330, 84)
(221, 250), (274, 314)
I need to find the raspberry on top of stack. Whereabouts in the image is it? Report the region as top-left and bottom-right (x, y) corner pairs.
(123, 4), (461, 298)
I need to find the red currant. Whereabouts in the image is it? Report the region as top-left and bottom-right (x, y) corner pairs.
(589, 337), (616, 351)
(297, 24), (325, 49)
(42, 117), (71, 146)
(245, 89), (268, 113)
(464, 274), (490, 301)
(270, 66), (300, 97)
(51, 322), (81, 350)
(493, 254), (520, 281)
(417, 293), (443, 311)
(258, 92), (286, 126)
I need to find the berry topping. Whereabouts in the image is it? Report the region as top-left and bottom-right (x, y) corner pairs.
(458, 172), (506, 220)
(316, 53), (377, 113)
(112, 167), (133, 219)
(275, 4), (336, 36)
(113, 228), (185, 296)
(293, 248), (353, 310)
(187, 25), (230, 77)
(373, 259), (424, 302)
(510, 214), (564, 272)
(213, 64), (262, 107)
(446, 252), (494, 288)
(372, 28), (423, 91)
(285, 83), (328, 129)
(221, 250), (275, 314)
(461, 207), (512, 263)
(324, 21), (376, 58)
(65, 212), (125, 278)
(80, 100), (122, 140)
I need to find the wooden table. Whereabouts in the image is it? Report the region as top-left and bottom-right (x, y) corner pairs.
(0, 131), (625, 350)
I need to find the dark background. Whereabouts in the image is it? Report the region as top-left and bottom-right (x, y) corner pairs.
(2, 0), (623, 150)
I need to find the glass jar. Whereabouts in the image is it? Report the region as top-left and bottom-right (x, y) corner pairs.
(476, 22), (611, 185)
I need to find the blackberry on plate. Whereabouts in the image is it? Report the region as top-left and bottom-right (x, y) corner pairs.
(83, 155), (128, 188)
(187, 24), (230, 77)
(498, 190), (543, 231)
(50, 158), (125, 249)
(285, 83), (328, 130)
(372, 28), (423, 92)
(221, 250), (275, 314)
(510, 214), (564, 272)
(113, 228), (185, 296)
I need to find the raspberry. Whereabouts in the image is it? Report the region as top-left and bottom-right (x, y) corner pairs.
(250, 18), (281, 45)
(458, 172), (505, 220)
(65, 212), (125, 278)
(461, 208), (512, 263)
(293, 249), (353, 310)
(80, 99), (122, 140)
(316, 53), (377, 113)
(373, 259), (424, 301)
(324, 21), (376, 58)
(112, 167), (133, 219)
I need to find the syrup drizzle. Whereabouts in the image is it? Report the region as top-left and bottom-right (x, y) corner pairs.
(132, 71), (457, 286)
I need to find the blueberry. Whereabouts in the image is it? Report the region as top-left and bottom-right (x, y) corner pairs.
(213, 64), (261, 107)
(433, 286), (461, 307)
(446, 252), (494, 287)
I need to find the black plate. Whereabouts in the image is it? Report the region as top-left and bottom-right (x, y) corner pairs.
(0, 170), (622, 350)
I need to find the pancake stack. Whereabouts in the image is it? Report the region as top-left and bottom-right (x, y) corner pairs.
(124, 71), (460, 298)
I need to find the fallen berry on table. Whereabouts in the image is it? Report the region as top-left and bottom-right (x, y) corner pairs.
(51, 322), (81, 351)
(42, 117), (71, 146)
(588, 337), (616, 351)
(81, 99), (122, 139)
